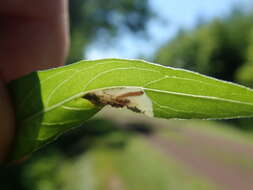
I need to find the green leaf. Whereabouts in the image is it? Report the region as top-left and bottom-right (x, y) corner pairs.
(8, 59), (253, 160)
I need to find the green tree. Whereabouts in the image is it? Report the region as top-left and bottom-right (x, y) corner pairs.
(155, 9), (253, 82)
(236, 29), (253, 87)
(68, 0), (153, 63)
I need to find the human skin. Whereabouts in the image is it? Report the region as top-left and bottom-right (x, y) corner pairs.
(0, 0), (69, 161)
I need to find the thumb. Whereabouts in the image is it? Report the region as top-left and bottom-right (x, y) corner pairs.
(0, 79), (15, 161)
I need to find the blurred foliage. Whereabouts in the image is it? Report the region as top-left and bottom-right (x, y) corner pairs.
(155, 8), (253, 83)
(236, 29), (253, 87)
(68, 0), (153, 63)
(20, 119), (133, 190)
(1, 120), (216, 190)
(0, 119), (147, 190)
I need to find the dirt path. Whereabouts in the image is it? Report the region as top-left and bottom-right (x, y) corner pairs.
(108, 175), (125, 190)
(98, 109), (253, 190)
(148, 127), (253, 190)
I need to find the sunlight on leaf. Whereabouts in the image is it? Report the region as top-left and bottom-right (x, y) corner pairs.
(8, 59), (253, 160)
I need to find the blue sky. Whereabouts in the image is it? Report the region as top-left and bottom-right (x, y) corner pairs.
(86, 0), (252, 60)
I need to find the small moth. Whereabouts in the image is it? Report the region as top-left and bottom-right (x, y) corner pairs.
(84, 87), (153, 117)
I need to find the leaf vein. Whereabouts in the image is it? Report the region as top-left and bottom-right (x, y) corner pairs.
(83, 67), (161, 90)
(19, 69), (76, 110)
(144, 88), (253, 107)
(61, 105), (91, 111)
(42, 120), (84, 126)
(45, 70), (79, 106)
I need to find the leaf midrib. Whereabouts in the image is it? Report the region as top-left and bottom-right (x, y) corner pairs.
(22, 86), (253, 123)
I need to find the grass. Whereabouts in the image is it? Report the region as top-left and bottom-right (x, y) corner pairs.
(157, 119), (253, 175)
(25, 118), (253, 190)
(57, 133), (218, 190)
